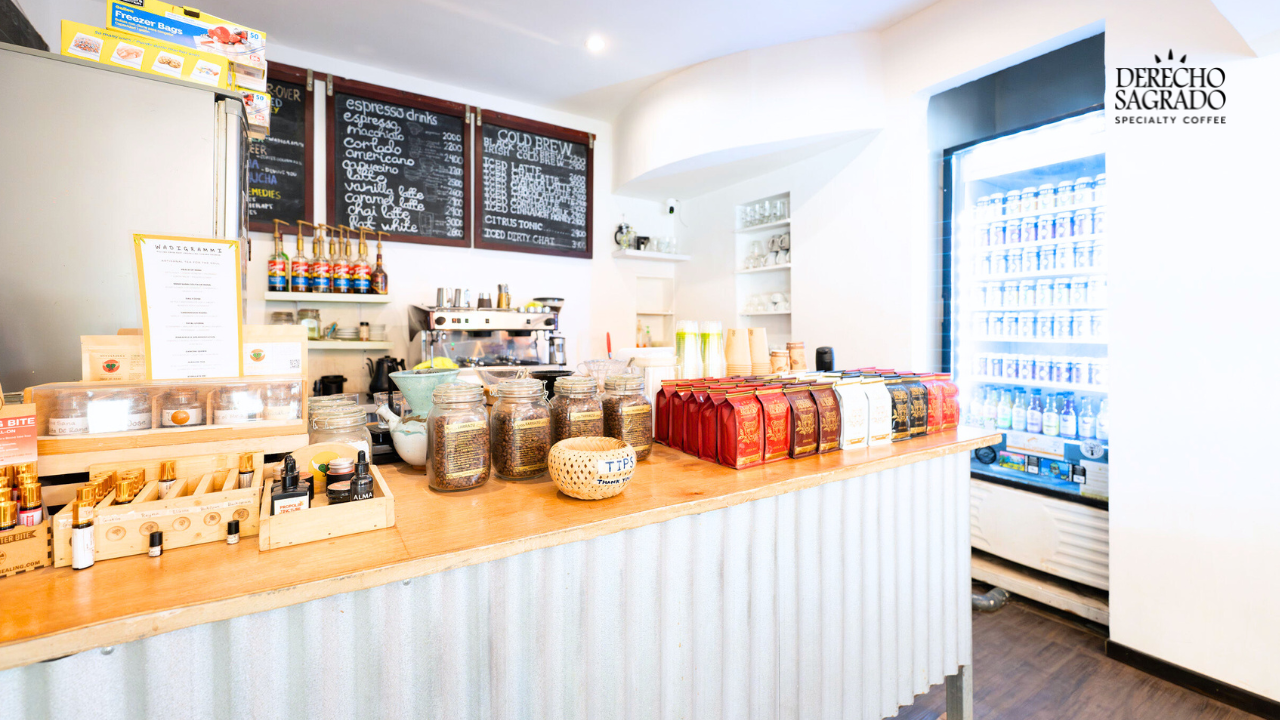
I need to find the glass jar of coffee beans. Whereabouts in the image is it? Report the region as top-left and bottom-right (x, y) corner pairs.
(602, 374), (653, 460)
(491, 378), (552, 480)
(427, 382), (490, 491)
(550, 375), (603, 443)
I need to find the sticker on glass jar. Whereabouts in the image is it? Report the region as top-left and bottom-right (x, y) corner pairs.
(127, 412), (153, 431)
(213, 409), (251, 425)
(162, 408), (203, 427)
(264, 405), (295, 421)
(48, 417), (89, 435)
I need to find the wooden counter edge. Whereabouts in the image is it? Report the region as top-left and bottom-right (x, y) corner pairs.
(0, 431), (1000, 671)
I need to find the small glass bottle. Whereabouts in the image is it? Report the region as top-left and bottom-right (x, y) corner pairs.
(491, 378), (552, 481)
(311, 230), (332, 293)
(330, 234), (350, 294)
(48, 392), (89, 435)
(352, 232), (372, 294)
(370, 237), (389, 295)
(291, 222), (312, 292)
(428, 383), (490, 492)
(550, 375), (603, 443)
(161, 388), (205, 428)
(602, 375), (652, 461)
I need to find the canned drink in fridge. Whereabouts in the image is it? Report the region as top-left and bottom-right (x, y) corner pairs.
(1054, 212), (1072, 239)
(974, 353), (989, 377)
(1090, 360), (1108, 386)
(1005, 354), (1020, 379)
(991, 313), (1004, 336)
(1054, 311), (1071, 338)
(1070, 361), (1088, 385)
(975, 195), (989, 220)
(1020, 311), (1036, 337)
(1007, 250), (1022, 274)
(1093, 208), (1105, 235)
(1073, 177), (1093, 205)
(977, 223), (991, 246)
(1070, 276), (1088, 306)
(1091, 242), (1105, 268)
(974, 312), (988, 336)
(1036, 311), (1054, 338)
(1074, 208), (1094, 236)
(991, 354), (1004, 377)
(1039, 245), (1055, 271)
(1021, 218), (1036, 244)
(1036, 279), (1053, 307)
(1056, 242), (1073, 269)
(1091, 311), (1108, 337)
(990, 220), (1006, 246)
(1006, 219), (1021, 245)
(1023, 247), (1038, 273)
(1050, 358), (1067, 383)
(1005, 190), (1021, 216)
(1073, 242), (1088, 268)
(1071, 311), (1089, 336)
(1087, 277), (1107, 305)
(1004, 281), (1019, 308)
(1021, 187), (1037, 216)
(1018, 355), (1034, 379)
(1020, 281), (1036, 307)
(1005, 312), (1019, 336)
(1035, 356), (1052, 382)
(1053, 279), (1071, 306)
(1056, 181), (1074, 208)
(1037, 184), (1055, 212)
(1036, 215), (1053, 243)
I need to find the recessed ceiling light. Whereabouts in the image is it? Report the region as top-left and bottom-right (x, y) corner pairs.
(585, 34), (606, 53)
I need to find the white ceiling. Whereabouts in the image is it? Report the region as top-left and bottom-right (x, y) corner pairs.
(207, 0), (938, 119)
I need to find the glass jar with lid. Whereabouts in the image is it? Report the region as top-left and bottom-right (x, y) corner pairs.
(309, 404), (371, 456)
(298, 309), (322, 340)
(491, 378), (551, 481)
(428, 383), (489, 491)
(161, 387), (205, 428)
(48, 391), (90, 435)
(213, 384), (265, 425)
(265, 382), (301, 421)
(602, 375), (652, 461)
(550, 375), (603, 443)
(90, 389), (152, 433)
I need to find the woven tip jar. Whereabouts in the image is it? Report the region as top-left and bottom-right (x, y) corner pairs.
(548, 437), (636, 500)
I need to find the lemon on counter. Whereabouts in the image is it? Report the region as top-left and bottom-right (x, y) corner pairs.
(414, 357), (459, 370)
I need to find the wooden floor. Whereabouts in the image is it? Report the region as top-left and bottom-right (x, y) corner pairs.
(896, 599), (1260, 720)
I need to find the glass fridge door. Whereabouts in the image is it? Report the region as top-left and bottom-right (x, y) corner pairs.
(946, 109), (1109, 502)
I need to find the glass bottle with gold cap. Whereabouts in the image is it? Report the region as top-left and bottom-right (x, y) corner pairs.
(17, 482), (42, 525)
(71, 497), (95, 570)
(238, 453), (255, 490)
(268, 219), (290, 292)
(292, 220), (314, 292)
(311, 225), (332, 293)
(0, 497), (16, 532)
(159, 460), (177, 498)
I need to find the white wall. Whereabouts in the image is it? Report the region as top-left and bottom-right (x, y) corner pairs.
(29, 1), (672, 397)
(651, 0), (1280, 701)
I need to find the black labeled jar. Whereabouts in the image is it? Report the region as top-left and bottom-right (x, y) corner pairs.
(602, 375), (652, 461)
(491, 378), (552, 481)
(428, 383), (490, 491)
(550, 375), (602, 443)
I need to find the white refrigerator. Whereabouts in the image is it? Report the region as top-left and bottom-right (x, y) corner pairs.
(0, 42), (248, 391)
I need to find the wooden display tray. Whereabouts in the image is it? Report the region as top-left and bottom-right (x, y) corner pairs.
(0, 520), (51, 579)
(51, 452), (265, 567)
(258, 446), (395, 551)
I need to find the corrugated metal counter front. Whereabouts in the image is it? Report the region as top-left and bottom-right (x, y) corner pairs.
(0, 429), (999, 720)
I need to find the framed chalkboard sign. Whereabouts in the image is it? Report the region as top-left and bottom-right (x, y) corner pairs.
(474, 110), (593, 259)
(326, 77), (470, 247)
(247, 62), (314, 232)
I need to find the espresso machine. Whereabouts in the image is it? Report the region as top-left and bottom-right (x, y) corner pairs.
(408, 295), (564, 370)
(534, 297), (567, 366)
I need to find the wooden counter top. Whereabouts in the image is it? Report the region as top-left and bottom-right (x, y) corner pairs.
(0, 428), (999, 671)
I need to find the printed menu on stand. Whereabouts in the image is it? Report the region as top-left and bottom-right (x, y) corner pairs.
(134, 235), (243, 380)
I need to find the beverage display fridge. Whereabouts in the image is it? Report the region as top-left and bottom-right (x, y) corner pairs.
(942, 108), (1111, 594)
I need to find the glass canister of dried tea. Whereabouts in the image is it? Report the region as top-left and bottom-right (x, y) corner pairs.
(550, 375), (603, 443)
(602, 374), (652, 461)
(491, 378), (552, 480)
(428, 383), (490, 491)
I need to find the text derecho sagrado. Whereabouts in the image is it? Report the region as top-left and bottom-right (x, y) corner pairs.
(339, 95), (465, 238)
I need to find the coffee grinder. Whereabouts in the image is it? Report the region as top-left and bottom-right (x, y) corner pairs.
(535, 297), (566, 366)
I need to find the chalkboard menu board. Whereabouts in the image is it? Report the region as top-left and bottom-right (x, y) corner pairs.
(475, 111), (593, 258)
(247, 63), (313, 232)
(327, 78), (469, 247)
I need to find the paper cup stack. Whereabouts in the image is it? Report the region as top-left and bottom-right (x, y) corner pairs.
(749, 327), (771, 375)
(725, 328), (751, 376)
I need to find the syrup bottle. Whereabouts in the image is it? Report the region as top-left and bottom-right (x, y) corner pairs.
(292, 220), (314, 293)
(352, 229), (372, 294)
(330, 228), (350, 294)
(371, 231), (389, 295)
(311, 225), (332, 293)
(267, 219), (290, 292)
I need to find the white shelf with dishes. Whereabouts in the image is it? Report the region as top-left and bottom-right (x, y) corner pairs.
(612, 249), (690, 262)
(308, 340), (394, 351)
(741, 310), (791, 316)
(736, 264), (791, 275)
(734, 192), (792, 341)
(735, 218), (790, 233)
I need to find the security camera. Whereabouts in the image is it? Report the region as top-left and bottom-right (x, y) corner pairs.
(665, 198), (678, 215)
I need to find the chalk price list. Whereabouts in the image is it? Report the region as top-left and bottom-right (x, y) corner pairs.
(481, 126), (588, 252)
(335, 93), (465, 239)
